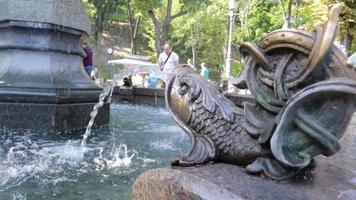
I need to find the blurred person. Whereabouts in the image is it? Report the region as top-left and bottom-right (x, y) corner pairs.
(158, 43), (179, 74)
(200, 62), (209, 79)
(82, 42), (95, 79)
(122, 77), (131, 87)
(187, 58), (197, 71)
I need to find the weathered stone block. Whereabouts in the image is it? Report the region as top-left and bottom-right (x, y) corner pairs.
(133, 161), (355, 200)
(0, 0), (89, 32)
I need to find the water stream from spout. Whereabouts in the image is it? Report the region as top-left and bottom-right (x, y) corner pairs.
(80, 83), (114, 149)
(80, 65), (170, 164)
(81, 65), (169, 149)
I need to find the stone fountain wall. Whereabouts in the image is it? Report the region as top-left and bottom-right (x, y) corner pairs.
(0, 0), (109, 132)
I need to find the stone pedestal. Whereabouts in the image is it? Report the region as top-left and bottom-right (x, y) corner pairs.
(0, 0), (109, 132)
(133, 161), (355, 200)
(132, 116), (356, 200)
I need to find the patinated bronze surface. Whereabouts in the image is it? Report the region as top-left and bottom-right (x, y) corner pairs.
(165, 4), (356, 180)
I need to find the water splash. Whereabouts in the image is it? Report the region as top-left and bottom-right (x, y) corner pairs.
(91, 144), (135, 172)
(0, 138), (83, 190)
(0, 104), (188, 199)
(106, 144), (135, 168)
(94, 134), (135, 169)
(0, 133), (136, 192)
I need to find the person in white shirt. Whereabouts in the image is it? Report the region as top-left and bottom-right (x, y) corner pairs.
(159, 44), (179, 74)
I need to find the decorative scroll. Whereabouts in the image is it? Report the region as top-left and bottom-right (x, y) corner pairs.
(166, 4), (356, 180)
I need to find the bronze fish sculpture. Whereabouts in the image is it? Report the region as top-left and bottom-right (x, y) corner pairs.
(165, 3), (356, 180)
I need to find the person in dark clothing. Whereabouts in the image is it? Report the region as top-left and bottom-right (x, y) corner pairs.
(123, 77), (132, 87)
(83, 42), (95, 79)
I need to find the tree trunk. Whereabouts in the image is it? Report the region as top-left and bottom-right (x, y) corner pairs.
(96, 34), (102, 55)
(126, 0), (134, 54)
(343, 21), (354, 53)
(126, 0), (140, 54)
(295, 0), (300, 25)
(243, 0), (252, 39)
(132, 17), (140, 54)
(278, 0), (288, 28)
(161, 20), (170, 49)
(148, 0), (187, 58)
(148, 10), (162, 58)
(94, 0), (109, 48)
(287, 0), (294, 27)
(192, 45), (196, 66)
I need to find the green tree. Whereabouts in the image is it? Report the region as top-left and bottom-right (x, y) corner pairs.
(132, 0), (211, 57)
(125, 0), (141, 54)
(171, 0), (227, 80)
(84, 0), (123, 47)
(299, 0), (356, 53)
(80, 0), (356, 79)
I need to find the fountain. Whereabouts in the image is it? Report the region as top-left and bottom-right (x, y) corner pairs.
(0, 2), (189, 199)
(0, 0), (109, 132)
(0, 1), (188, 199)
(1, 1), (354, 200)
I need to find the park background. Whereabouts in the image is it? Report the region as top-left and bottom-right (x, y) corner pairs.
(81, 0), (356, 82)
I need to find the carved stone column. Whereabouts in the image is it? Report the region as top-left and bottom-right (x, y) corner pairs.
(0, 0), (109, 132)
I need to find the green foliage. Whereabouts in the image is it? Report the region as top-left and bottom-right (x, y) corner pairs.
(231, 62), (244, 77)
(132, 0), (162, 14)
(298, 1), (329, 30)
(298, 0), (356, 53)
(171, 0), (227, 81)
(82, 0), (356, 79)
(83, 0), (96, 18)
(84, 0), (132, 42)
(234, 0), (284, 43)
(141, 17), (159, 61)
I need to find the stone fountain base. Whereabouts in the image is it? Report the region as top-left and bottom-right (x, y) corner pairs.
(0, 102), (109, 132)
(0, 0), (110, 132)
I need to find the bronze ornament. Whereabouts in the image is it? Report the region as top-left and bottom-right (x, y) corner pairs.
(165, 3), (356, 180)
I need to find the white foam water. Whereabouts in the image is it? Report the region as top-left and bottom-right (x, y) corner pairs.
(0, 139), (84, 190)
(149, 139), (177, 151)
(0, 135), (136, 192)
(106, 144), (135, 168)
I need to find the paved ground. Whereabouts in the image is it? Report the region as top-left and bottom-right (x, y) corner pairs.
(325, 113), (356, 174)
